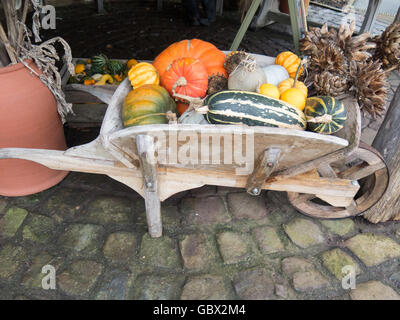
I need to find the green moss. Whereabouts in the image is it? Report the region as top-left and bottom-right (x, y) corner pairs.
(0, 207), (28, 238)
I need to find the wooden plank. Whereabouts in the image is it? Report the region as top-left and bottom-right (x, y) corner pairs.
(363, 84), (400, 222)
(359, 0), (382, 34)
(136, 135), (162, 237)
(288, 0), (301, 54)
(246, 147), (281, 195)
(109, 123), (348, 175)
(0, 146), (359, 201)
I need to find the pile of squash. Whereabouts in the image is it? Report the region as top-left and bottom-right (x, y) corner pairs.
(122, 39), (347, 135)
(70, 54), (139, 86)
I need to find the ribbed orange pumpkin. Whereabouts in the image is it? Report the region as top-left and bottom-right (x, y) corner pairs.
(128, 62), (160, 89)
(275, 51), (303, 78)
(278, 78), (308, 98)
(153, 39), (227, 78)
(161, 58), (209, 100)
(176, 102), (189, 115)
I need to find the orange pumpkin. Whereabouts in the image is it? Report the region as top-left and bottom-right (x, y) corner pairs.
(128, 62), (160, 89)
(275, 51), (303, 78)
(161, 58), (208, 100)
(153, 39), (227, 78)
(176, 102), (189, 115)
(278, 78), (308, 98)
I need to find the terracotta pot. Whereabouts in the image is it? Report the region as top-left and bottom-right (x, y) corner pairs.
(0, 60), (68, 196)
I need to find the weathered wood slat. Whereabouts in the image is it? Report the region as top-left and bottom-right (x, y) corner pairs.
(363, 84), (400, 222)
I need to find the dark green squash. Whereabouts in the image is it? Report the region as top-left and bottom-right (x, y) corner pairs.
(304, 96), (347, 134)
(205, 90), (306, 130)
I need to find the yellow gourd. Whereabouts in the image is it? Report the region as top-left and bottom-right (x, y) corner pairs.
(127, 59), (138, 69)
(275, 51), (303, 78)
(280, 88), (306, 111)
(278, 78), (308, 98)
(128, 62), (160, 89)
(258, 83), (280, 99)
(75, 64), (85, 74)
(95, 74), (114, 85)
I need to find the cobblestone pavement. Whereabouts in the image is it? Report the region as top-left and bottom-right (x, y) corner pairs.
(0, 1), (399, 300)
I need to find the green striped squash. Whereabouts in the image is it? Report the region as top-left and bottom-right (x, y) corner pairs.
(205, 90), (306, 130)
(122, 84), (176, 127)
(304, 96), (347, 134)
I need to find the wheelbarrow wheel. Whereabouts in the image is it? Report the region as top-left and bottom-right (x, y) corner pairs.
(287, 143), (389, 219)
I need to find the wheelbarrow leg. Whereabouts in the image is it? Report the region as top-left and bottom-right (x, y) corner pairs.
(136, 135), (162, 238)
(246, 147), (281, 196)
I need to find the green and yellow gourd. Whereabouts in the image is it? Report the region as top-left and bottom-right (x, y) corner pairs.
(122, 84), (176, 127)
(205, 90), (306, 130)
(304, 96), (347, 134)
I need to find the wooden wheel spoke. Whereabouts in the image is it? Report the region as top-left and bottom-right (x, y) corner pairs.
(339, 161), (386, 181)
(288, 144), (389, 219)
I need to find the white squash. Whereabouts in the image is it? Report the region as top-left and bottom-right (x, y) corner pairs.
(178, 109), (208, 124)
(228, 64), (267, 92)
(261, 64), (289, 86)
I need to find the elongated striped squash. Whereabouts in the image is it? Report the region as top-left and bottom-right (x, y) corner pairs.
(205, 90), (306, 130)
(304, 96), (347, 134)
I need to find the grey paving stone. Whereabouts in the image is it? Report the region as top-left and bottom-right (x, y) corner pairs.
(103, 232), (137, 262)
(58, 260), (103, 297)
(292, 270), (329, 292)
(321, 248), (361, 279)
(283, 218), (325, 248)
(281, 257), (314, 277)
(58, 224), (104, 257)
(181, 275), (234, 300)
(45, 188), (89, 221)
(22, 214), (56, 243)
(179, 233), (218, 270)
(95, 269), (132, 300)
(85, 196), (132, 225)
(252, 226), (284, 254)
(0, 207), (28, 239)
(349, 281), (400, 300)
(217, 231), (256, 264)
(227, 192), (268, 220)
(233, 268), (276, 300)
(0, 244), (28, 280)
(320, 219), (355, 236)
(22, 252), (63, 289)
(346, 233), (400, 267)
(181, 196), (231, 225)
(139, 233), (181, 270)
(133, 274), (185, 300)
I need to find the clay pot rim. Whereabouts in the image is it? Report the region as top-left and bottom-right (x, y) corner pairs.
(0, 59), (34, 75)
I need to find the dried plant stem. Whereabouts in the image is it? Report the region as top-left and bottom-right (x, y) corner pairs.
(16, 0), (30, 56)
(293, 58), (306, 88)
(384, 65), (399, 73)
(0, 23), (17, 64)
(2, 0), (18, 47)
(0, 42), (11, 66)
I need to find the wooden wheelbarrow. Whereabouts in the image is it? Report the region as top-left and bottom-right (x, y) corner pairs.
(0, 59), (389, 238)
